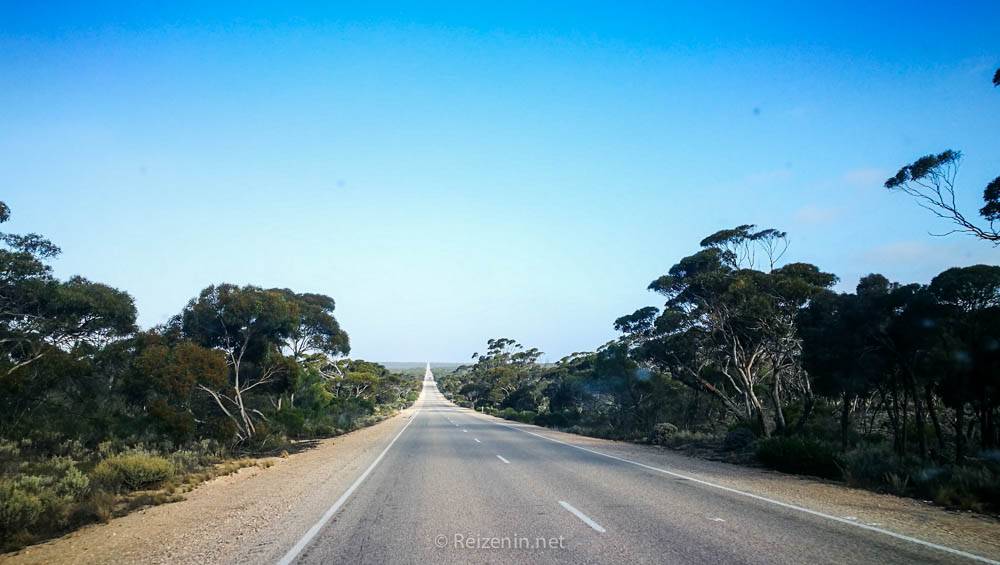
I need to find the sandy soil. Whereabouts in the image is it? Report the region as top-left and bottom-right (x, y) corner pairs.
(2, 408), (417, 565)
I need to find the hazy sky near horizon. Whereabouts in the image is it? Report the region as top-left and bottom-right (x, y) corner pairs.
(2, 2), (998, 362)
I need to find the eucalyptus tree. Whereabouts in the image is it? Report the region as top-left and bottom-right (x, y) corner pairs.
(0, 202), (135, 381)
(617, 226), (834, 436)
(179, 284), (300, 442)
(271, 289), (350, 361)
(0, 202), (137, 442)
(130, 332), (230, 443)
(929, 265), (1000, 456)
(884, 73), (1000, 244)
(457, 338), (544, 409)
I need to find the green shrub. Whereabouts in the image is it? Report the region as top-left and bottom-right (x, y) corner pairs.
(756, 436), (841, 479)
(273, 408), (307, 437)
(912, 464), (1000, 512)
(839, 445), (911, 489)
(167, 444), (223, 475)
(91, 453), (174, 492)
(516, 410), (537, 424)
(650, 423), (679, 445)
(0, 477), (46, 537)
(497, 408), (536, 424)
(723, 427), (756, 450)
(662, 430), (717, 448)
(0, 457), (89, 549)
(535, 411), (572, 428)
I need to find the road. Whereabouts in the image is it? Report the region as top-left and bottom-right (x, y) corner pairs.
(277, 371), (999, 565)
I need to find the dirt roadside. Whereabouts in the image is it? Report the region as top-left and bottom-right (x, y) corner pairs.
(2, 407), (417, 565)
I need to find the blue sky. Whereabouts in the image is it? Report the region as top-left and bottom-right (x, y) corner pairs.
(2, 1), (998, 362)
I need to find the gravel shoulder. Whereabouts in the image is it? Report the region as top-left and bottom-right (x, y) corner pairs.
(2, 406), (418, 565)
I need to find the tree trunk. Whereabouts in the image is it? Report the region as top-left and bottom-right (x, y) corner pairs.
(906, 373), (927, 459)
(840, 391), (852, 450)
(982, 404), (996, 449)
(887, 386), (903, 455)
(924, 385), (945, 455)
(955, 403), (966, 464)
(900, 382), (909, 455)
(769, 377), (786, 435)
(794, 393), (815, 433)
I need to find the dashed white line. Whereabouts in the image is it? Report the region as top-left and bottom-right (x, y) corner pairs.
(480, 415), (1000, 565)
(496, 454), (510, 464)
(462, 429), (468, 433)
(474, 438), (481, 443)
(559, 501), (606, 533)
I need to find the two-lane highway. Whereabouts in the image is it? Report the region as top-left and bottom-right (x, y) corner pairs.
(278, 372), (997, 565)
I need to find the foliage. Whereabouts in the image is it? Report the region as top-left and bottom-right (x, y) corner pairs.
(883, 73), (1000, 243)
(0, 200), (420, 550)
(722, 427), (756, 450)
(650, 423), (679, 445)
(444, 223), (1000, 513)
(756, 437), (841, 480)
(91, 453), (175, 492)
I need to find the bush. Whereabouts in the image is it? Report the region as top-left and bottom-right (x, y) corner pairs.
(91, 453), (174, 492)
(535, 411), (571, 428)
(0, 457), (89, 550)
(839, 445), (912, 490)
(723, 427), (756, 450)
(273, 408), (307, 438)
(660, 430), (717, 448)
(912, 464), (1000, 512)
(756, 436), (841, 479)
(650, 423), (679, 445)
(497, 408), (537, 424)
(71, 490), (116, 525)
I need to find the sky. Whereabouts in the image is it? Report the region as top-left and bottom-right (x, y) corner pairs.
(2, 1), (998, 362)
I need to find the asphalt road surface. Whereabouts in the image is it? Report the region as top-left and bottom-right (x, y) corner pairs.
(277, 371), (997, 565)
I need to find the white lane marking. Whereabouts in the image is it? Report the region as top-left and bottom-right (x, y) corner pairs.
(462, 429), (468, 433)
(276, 410), (420, 565)
(479, 415), (1000, 565)
(474, 438), (481, 443)
(709, 517), (726, 523)
(496, 454), (510, 464)
(559, 501), (606, 533)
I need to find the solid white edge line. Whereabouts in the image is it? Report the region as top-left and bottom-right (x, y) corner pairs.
(559, 501), (606, 533)
(276, 409), (421, 565)
(469, 411), (1000, 565)
(496, 454), (510, 464)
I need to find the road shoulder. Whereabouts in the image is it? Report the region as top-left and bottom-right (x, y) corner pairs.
(3, 406), (419, 565)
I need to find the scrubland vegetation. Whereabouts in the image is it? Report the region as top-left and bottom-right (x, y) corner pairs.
(442, 71), (1000, 514)
(440, 224), (1000, 514)
(0, 202), (419, 551)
